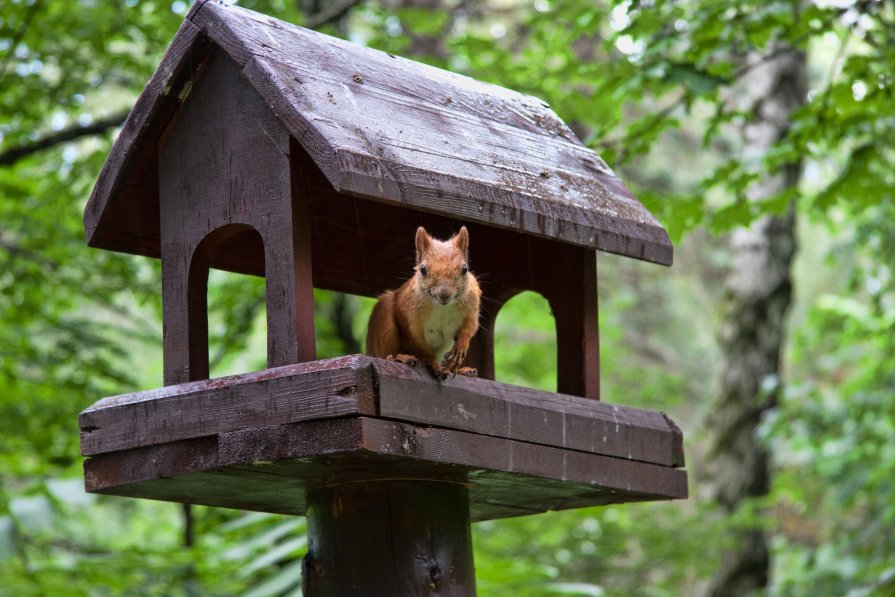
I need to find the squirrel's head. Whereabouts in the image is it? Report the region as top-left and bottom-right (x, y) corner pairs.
(414, 226), (471, 306)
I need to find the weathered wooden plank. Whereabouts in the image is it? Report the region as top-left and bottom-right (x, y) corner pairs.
(80, 353), (684, 467)
(288, 144), (320, 366)
(193, 2), (575, 139)
(372, 358), (685, 467)
(79, 356), (376, 456)
(249, 56), (672, 263)
(359, 418), (687, 499)
(84, 1), (673, 265)
(84, 416), (686, 520)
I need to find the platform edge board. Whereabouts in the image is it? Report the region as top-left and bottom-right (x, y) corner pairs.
(81, 357), (686, 469)
(370, 358), (686, 467)
(83, 417), (687, 519)
(79, 355), (377, 456)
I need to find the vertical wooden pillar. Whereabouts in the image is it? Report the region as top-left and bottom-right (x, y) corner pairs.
(186, 248), (211, 382)
(303, 481), (476, 596)
(161, 246), (210, 385)
(270, 142), (317, 367)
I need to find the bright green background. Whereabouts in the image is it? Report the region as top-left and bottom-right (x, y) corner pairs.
(2, 1), (894, 595)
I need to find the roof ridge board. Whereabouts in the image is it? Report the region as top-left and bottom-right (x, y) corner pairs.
(194, 1), (576, 142)
(203, 1), (555, 111)
(252, 55), (651, 216)
(257, 52), (582, 150)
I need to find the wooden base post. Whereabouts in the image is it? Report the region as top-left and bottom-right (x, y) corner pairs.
(302, 481), (476, 596)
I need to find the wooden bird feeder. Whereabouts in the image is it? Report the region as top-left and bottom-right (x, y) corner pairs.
(79, 1), (686, 594)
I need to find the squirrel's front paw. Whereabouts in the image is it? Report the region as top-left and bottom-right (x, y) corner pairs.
(429, 362), (449, 380)
(442, 346), (468, 375)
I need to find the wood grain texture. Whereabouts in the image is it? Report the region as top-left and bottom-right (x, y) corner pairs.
(81, 355), (683, 466)
(303, 481), (476, 596)
(79, 355), (376, 456)
(81, 360), (687, 520)
(83, 417), (687, 521)
(372, 358), (683, 467)
(84, 0), (672, 265)
(158, 46), (318, 383)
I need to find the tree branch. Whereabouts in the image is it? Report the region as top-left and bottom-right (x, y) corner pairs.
(0, 1), (42, 79)
(0, 109), (129, 166)
(303, 0), (363, 29)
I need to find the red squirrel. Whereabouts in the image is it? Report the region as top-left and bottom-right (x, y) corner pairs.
(366, 226), (481, 378)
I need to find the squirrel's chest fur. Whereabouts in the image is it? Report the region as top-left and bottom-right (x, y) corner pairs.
(418, 302), (464, 361)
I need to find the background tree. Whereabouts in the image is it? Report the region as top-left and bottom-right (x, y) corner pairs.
(705, 46), (804, 595)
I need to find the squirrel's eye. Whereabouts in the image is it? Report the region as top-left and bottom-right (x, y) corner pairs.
(461, 263), (468, 276)
(420, 264), (428, 277)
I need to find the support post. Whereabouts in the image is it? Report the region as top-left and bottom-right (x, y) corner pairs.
(302, 481), (476, 596)
(551, 248), (600, 400)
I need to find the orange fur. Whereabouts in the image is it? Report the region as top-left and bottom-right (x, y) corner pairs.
(366, 226), (481, 378)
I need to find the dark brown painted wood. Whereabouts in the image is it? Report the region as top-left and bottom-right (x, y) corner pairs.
(78, 5), (687, 588)
(158, 47), (318, 383)
(80, 355), (375, 456)
(80, 361), (687, 519)
(303, 481), (475, 596)
(288, 143), (318, 366)
(550, 247), (600, 399)
(80, 355), (683, 467)
(372, 359), (681, 467)
(84, 1), (673, 265)
(84, 17), (211, 258)
(83, 417), (687, 521)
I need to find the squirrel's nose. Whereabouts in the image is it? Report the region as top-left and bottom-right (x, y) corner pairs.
(438, 287), (452, 302)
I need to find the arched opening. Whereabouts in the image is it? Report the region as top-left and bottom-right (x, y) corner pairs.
(492, 291), (557, 392)
(188, 224), (267, 380)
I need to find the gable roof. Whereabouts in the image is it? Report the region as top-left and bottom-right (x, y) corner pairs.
(84, 0), (672, 265)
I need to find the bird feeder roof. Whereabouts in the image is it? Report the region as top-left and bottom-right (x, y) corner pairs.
(84, 0), (672, 265)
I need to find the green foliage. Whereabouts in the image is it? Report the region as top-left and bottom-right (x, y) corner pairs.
(764, 201), (895, 595)
(493, 292), (557, 392)
(2, 0), (895, 595)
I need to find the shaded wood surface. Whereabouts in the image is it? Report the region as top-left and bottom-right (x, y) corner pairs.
(83, 417), (687, 521)
(303, 481), (476, 596)
(158, 47), (318, 385)
(81, 355), (682, 466)
(83, 15), (211, 257)
(372, 359), (682, 467)
(80, 355), (375, 456)
(80, 357), (687, 520)
(84, 0), (672, 265)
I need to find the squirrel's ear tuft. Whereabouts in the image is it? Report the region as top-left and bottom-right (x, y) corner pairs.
(415, 226), (431, 260)
(454, 226), (469, 257)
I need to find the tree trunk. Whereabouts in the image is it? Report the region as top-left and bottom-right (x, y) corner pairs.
(704, 46), (806, 596)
